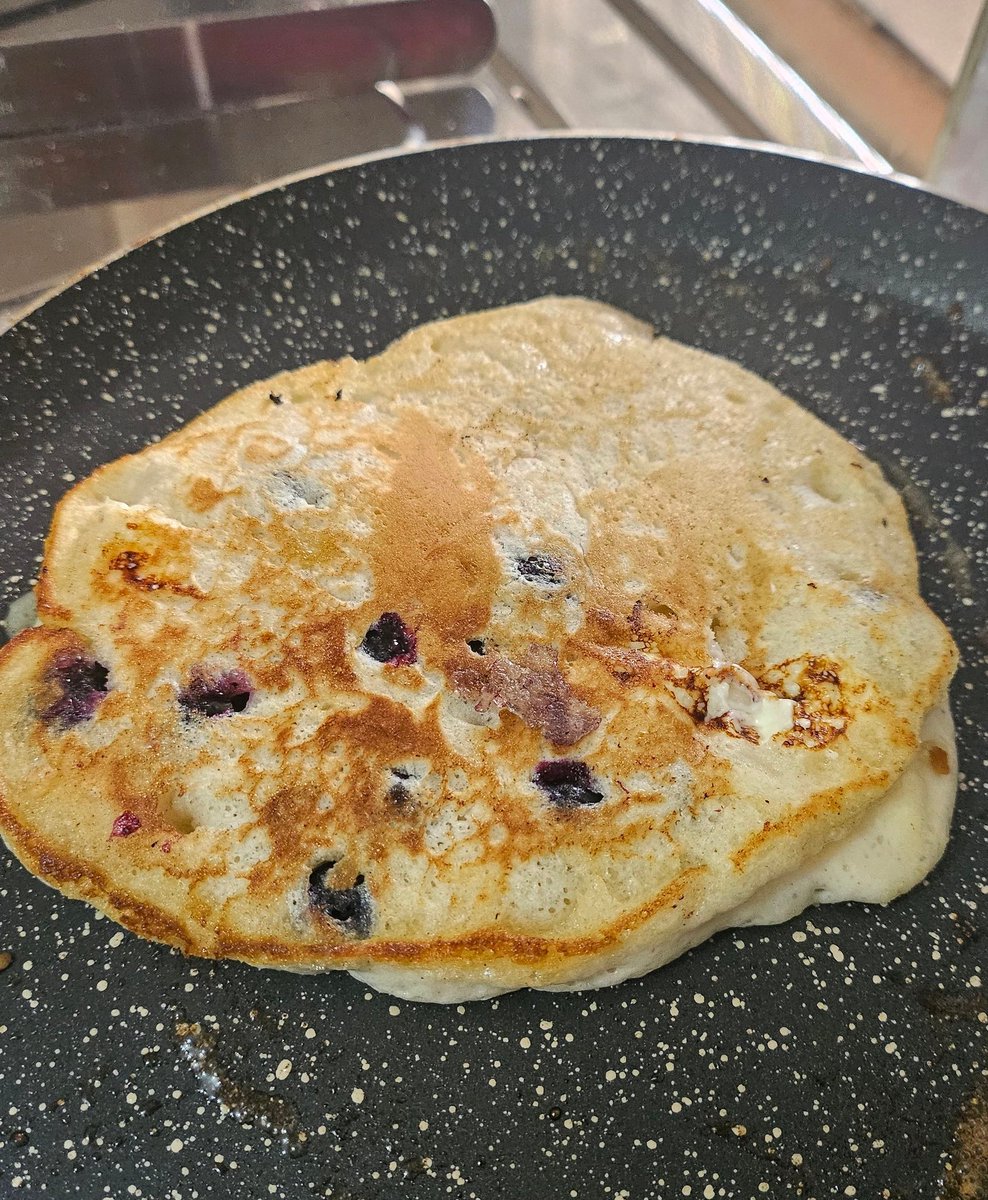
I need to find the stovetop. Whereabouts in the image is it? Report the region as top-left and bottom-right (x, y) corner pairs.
(1, 0), (985, 326)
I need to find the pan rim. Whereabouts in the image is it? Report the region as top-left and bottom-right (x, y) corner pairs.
(3, 130), (983, 337)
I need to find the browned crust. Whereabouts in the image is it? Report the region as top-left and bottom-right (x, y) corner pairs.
(0, 792), (197, 952)
(0, 780), (707, 966)
(729, 772), (891, 870)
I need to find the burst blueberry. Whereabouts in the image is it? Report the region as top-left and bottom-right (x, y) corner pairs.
(387, 782), (412, 809)
(360, 613), (416, 665)
(178, 668), (252, 717)
(307, 862), (372, 937)
(533, 759), (604, 808)
(41, 651), (109, 728)
(515, 553), (565, 586)
(111, 811), (141, 838)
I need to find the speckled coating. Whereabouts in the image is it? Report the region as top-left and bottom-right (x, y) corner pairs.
(0, 136), (985, 1198)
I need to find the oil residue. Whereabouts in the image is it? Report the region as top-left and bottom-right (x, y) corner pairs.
(879, 459), (973, 597)
(1, 590), (38, 642)
(920, 990), (988, 1021)
(175, 1021), (301, 1147)
(941, 1084), (988, 1198)
(911, 356), (953, 406)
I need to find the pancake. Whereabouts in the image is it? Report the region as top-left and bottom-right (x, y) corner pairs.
(0, 297), (958, 1002)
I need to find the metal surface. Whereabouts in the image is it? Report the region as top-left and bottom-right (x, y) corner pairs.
(0, 0), (498, 317)
(0, 0), (487, 41)
(494, 0), (734, 138)
(0, 91), (412, 218)
(0, 136), (985, 1199)
(0, 83), (497, 310)
(0, 91), (414, 307)
(727, 0), (954, 176)
(0, 0), (496, 134)
(933, 2), (988, 212)
(854, 0), (985, 84)
(611, 0), (892, 171)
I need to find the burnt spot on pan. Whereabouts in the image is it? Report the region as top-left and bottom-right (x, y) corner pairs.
(918, 990), (988, 1021)
(911, 355), (952, 405)
(942, 1084), (988, 1199)
(175, 1021), (299, 1143)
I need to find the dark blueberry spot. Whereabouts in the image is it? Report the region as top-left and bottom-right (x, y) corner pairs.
(42, 651), (110, 728)
(533, 759), (604, 808)
(360, 613), (417, 665)
(111, 811), (141, 838)
(466, 638), (486, 656)
(307, 863), (372, 938)
(269, 392), (283, 405)
(390, 766), (412, 780)
(178, 668), (252, 718)
(515, 553), (565, 586)
(387, 782), (412, 809)
(9, 1130), (29, 1147)
(548, 1107), (562, 1121)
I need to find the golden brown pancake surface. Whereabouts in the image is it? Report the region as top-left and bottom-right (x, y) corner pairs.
(0, 298), (957, 1001)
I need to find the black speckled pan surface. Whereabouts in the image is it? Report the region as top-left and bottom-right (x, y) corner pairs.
(0, 137), (986, 1199)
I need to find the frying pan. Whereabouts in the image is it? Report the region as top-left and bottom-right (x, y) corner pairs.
(0, 136), (985, 1199)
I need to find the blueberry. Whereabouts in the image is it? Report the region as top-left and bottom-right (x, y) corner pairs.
(515, 554), (564, 586)
(307, 863), (372, 937)
(533, 759), (604, 808)
(111, 811), (141, 838)
(178, 668), (252, 718)
(360, 613), (417, 665)
(387, 782), (412, 809)
(42, 651), (109, 727)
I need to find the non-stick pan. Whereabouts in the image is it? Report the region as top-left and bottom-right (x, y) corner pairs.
(0, 136), (985, 1200)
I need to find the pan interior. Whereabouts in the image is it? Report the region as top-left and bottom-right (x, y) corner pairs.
(0, 137), (984, 1199)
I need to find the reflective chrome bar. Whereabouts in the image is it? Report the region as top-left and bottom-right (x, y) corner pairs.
(607, 0), (891, 170)
(0, 0), (496, 135)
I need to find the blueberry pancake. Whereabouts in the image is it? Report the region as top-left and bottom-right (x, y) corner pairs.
(0, 298), (958, 1002)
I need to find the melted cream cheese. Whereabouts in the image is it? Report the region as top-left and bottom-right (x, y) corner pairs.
(732, 700), (957, 928)
(705, 673), (795, 741)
